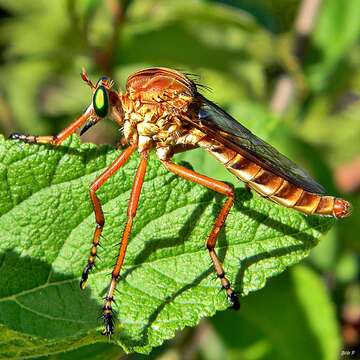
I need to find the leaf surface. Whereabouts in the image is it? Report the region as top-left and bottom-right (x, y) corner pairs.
(0, 135), (334, 356)
(211, 265), (340, 360)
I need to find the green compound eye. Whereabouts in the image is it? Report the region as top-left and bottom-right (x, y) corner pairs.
(93, 85), (109, 117)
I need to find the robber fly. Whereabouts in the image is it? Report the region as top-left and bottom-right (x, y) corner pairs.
(10, 67), (351, 335)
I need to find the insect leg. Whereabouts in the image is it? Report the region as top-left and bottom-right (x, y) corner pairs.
(161, 160), (240, 310)
(102, 151), (148, 336)
(9, 105), (93, 145)
(80, 144), (136, 290)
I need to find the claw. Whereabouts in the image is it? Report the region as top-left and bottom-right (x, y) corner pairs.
(9, 132), (28, 142)
(102, 312), (114, 336)
(228, 291), (240, 310)
(79, 278), (87, 290)
(80, 263), (93, 290)
(9, 132), (21, 140)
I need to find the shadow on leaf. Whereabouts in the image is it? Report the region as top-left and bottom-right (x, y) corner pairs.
(117, 187), (327, 350)
(0, 250), (102, 339)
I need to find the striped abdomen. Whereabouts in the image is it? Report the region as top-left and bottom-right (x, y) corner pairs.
(198, 139), (350, 218)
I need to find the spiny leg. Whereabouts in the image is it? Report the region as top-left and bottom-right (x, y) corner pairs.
(207, 196), (239, 309)
(103, 151), (148, 335)
(161, 160), (239, 310)
(80, 144), (136, 289)
(9, 106), (93, 145)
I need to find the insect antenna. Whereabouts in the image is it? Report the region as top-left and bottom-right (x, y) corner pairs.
(81, 68), (95, 89)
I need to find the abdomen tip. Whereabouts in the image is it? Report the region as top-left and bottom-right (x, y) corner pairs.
(333, 198), (352, 218)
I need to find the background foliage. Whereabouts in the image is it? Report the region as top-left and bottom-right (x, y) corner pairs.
(0, 0), (359, 359)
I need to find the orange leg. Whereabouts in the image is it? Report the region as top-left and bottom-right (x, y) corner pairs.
(162, 160), (240, 310)
(80, 144), (137, 290)
(102, 151), (148, 335)
(9, 106), (93, 145)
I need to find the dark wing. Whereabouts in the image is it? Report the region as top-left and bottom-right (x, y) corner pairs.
(185, 95), (325, 194)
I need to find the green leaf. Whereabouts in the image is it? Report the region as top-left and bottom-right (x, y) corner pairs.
(0, 135), (334, 356)
(35, 342), (124, 360)
(211, 265), (341, 360)
(208, 0), (301, 33)
(0, 325), (116, 359)
(301, 101), (360, 167)
(306, 0), (360, 91)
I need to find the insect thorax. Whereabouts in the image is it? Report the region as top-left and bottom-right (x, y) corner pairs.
(121, 93), (206, 160)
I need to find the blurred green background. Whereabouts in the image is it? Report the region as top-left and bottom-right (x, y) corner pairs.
(0, 0), (359, 359)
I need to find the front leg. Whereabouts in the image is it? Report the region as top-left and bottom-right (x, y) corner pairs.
(80, 144), (136, 289)
(102, 151), (148, 336)
(9, 105), (93, 145)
